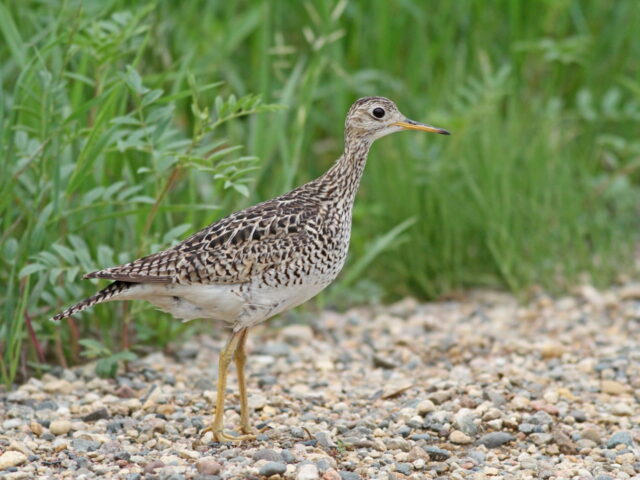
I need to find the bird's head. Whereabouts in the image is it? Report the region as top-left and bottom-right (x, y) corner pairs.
(345, 96), (450, 142)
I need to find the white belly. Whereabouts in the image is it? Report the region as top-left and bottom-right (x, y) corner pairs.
(114, 278), (331, 328)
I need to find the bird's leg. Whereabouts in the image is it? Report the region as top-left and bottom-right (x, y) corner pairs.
(234, 328), (253, 435)
(202, 329), (253, 442)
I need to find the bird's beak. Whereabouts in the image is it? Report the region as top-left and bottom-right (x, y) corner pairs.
(393, 119), (450, 135)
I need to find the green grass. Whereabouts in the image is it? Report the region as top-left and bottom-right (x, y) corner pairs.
(1, 0), (639, 384)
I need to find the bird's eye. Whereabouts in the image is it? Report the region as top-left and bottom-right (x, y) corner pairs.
(372, 107), (385, 119)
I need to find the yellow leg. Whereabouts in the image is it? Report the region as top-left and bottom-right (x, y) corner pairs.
(234, 328), (252, 435)
(202, 328), (254, 442)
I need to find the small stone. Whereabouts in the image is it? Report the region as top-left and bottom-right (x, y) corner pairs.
(511, 395), (530, 409)
(249, 393), (267, 410)
(253, 449), (283, 462)
(338, 472), (360, 480)
(601, 380), (627, 395)
(486, 390), (506, 406)
(297, 463), (320, 480)
(423, 446), (451, 461)
(43, 379), (74, 394)
(539, 341), (565, 359)
(49, 420), (72, 435)
(2, 418), (22, 430)
(416, 399), (436, 416)
(81, 407), (110, 422)
(115, 385), (137, 398)
(114, 451), (131, 461)
(594, 475), (615, 480)
(570, 410), (587, 422)
(395, 462), (412, 475)
(0, 451), (27, 469)
(373, 354), (397, 369)
(607, 431), (634, 448)
(259, 461), (287, 476)
(454, 408), (477, 435)
(381, 379), (413, 399)
(315, 431), (337, 449)
(71, 438), (100, 452)
(576, 438), (597, 450)
(531, 410), (553, 425)
(477, 432), (514, 448)
(529, 433), (553, 445)
(582, 427), (601, 444)
(29, 421), (43, 436)
(281, 324), (314, 343)
(196, 458), (221, 475)
(449, 430), (473, 444)
(144, 460), (165, 474)
(611, 402), (633, 416)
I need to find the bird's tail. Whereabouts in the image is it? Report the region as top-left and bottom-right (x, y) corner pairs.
(51, 281), (131, 321)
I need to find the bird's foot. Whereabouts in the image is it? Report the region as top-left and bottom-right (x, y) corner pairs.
(202, 425), (255, 443)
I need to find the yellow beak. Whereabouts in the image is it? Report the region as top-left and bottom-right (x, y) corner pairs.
(393, 119), (450, 135)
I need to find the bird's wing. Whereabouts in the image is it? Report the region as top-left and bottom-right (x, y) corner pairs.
(85, 197), (322, 285)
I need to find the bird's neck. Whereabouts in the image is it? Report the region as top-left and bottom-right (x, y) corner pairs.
(319, 138), (372, 204)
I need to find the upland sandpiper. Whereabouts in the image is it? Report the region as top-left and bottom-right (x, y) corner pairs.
(53, 97), (450, 442)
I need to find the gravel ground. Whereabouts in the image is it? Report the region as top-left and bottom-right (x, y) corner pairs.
(1, 284), (640, 479)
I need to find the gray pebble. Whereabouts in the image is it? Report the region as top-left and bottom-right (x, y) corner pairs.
(281, 449), (295, 464)
(35, 400), (58, 411)
(338, 472), (361, 480)
(529, 433), (553, 445)
(253, 449), (283, 463)
(315, 431), (337, 448)
(315, 459), (331, 473)
(2, 418), (23, 429)
(410, 433), (432, 441)
(486, 390), (506, 406)
(423, 446), (451, 461)
(290, 426), (306, 438)
(467, 450), (486, 464)
(72, 438), (100, 452)
(82, 407), (110, 422)
(258, 461), (287, 476)
(125, 474), (141, 480)
(570, 409), (587, 422)
(194, 476), (221, 480)
(454, 408), (478, 436)
(607, 430), (634, 448)
(477, 432), (514, 448)
(518, 423), (537, 434)
(114, 451), (131, 461)
(531, 410), (553, 425)
(395, 462), (412, 475)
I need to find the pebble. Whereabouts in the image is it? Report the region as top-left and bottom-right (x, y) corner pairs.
(478, 432), (515, 448)
(338, 472), (360, 480)
(449, 430), (473, 444)
(258, 461), (287, 476)
(296, 463), (320, 480)
(607, 431), (634, 448)
(601, 380), (627, 395)
(253, 449), (283, 462)
(454, 408), (478, 435)
(196, 458), (221, 475)
(71, 438), (100, 452)
(423, 446), (451, 461)
(49, 420), (72, 435)
(416, 399), (435, 415)
(0, 451), (27, 469)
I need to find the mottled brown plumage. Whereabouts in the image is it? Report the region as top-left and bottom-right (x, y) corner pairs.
(52, 96), (449, 441)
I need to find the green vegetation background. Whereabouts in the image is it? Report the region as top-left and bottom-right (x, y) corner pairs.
(1, 0), (639, 383)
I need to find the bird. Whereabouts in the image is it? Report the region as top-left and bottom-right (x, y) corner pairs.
(52, 96), (450, 442)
